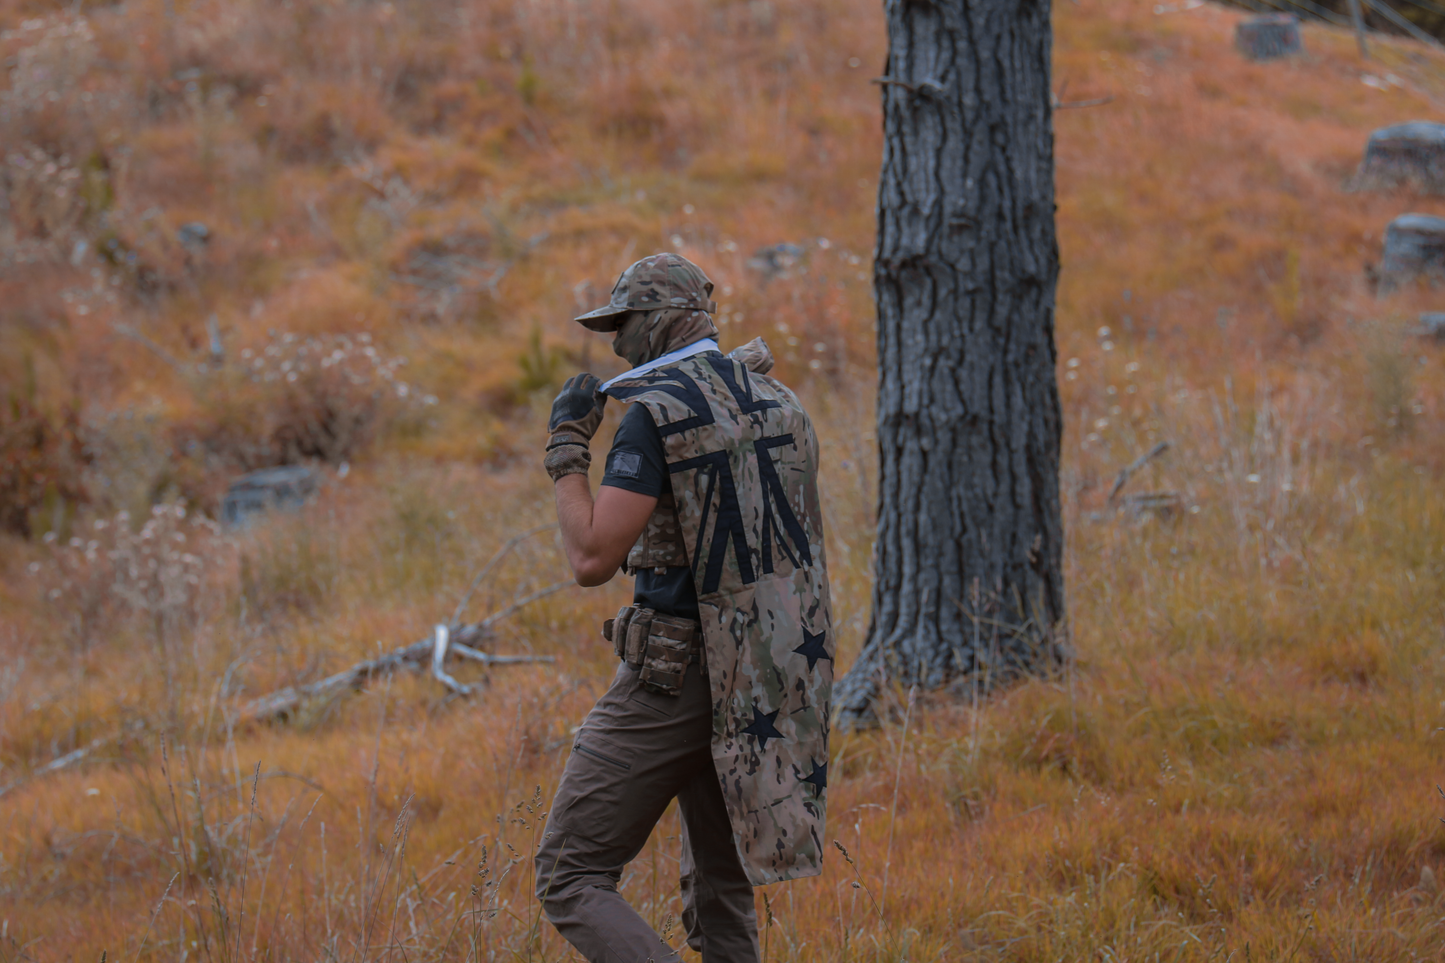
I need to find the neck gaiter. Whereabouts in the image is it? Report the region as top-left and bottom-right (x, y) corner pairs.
(611, 308), (720, 368)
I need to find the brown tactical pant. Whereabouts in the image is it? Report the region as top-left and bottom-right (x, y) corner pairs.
(535, 661), (761, 963)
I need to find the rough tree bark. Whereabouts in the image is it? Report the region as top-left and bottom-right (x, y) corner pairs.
(836, 0), (1065, 725)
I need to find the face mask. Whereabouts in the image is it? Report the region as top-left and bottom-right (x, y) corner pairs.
(611, 311), (659, 368)
(611, 309), (720, 368)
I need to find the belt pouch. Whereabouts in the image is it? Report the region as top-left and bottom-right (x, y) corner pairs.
(638, 614), (697, 697)
(603, 605), (637, 661)
(624, 608), (653, 665)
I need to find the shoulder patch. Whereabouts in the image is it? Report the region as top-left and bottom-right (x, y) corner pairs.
(610, 450), (642, 479)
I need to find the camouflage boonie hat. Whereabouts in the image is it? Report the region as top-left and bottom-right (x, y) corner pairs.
(574, 253), (718, 331)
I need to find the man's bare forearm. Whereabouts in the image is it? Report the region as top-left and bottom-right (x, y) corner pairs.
(552, 475), (659, 587)
(554, 475), (608, 586)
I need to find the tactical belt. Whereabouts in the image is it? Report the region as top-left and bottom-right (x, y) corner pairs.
(602, 606), (704, 697)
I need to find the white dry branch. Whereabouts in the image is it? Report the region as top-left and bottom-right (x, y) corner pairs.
(0, 737), (111, 800)
(238, 579), (571, 722)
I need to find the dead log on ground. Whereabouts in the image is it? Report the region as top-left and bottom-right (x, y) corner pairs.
(1105, 441), (1180, 522)
(1108, 441), (1172, 503)
(0, 737), (110, 800)
(239, 579), (571, 722)
(1118, 491), (1183, 521)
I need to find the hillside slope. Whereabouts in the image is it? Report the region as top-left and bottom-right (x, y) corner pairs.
(3, 0), (1445, 958)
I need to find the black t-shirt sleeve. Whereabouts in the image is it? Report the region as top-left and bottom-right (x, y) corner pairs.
(600, 403), (669, 497)
(599, 402), (698, 621)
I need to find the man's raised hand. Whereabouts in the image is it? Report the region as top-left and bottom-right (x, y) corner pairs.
(544, 373), (607, 482)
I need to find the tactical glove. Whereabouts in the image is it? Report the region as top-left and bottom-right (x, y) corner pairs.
(544, 373), (606, 482)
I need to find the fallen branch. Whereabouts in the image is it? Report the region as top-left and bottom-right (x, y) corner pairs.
(1053, 94), (1114, 110)
(1108, 440), (1171, 503)
(112, 323), (190, 375)
(475, 579), (573, 635)
(450, 524), (558, 626)
(239, 580), (572, 722)
(0, 737), (110, 800)
(432, 624), (469, 695)
(1117, 491), (1183, 520)
(870, 76), (945, 96)
(1052, 80), (1114, 112)
(1361, 0), (1445, 53)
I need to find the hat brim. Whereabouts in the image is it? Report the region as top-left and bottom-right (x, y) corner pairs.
(572, 304), (632, 332)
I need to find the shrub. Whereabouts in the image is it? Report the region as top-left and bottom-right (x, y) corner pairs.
(516, 325), (562, 395)
(0, 147), (88, 267)
(238, 520), (339, 621)
(1366, 337), (1415, 439)
(34, 503), (224, 654)
(175, 330), (436, 478)
(0, 16), (117, 266)
(0, 391), (88, 538)
(390, 229), (501, 325)
(1, 16), (97, 115)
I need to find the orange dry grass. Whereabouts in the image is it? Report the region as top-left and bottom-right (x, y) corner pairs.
(3, 0), (1445, 958)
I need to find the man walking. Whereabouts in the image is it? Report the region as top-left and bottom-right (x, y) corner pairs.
(537, 252), (835, 962)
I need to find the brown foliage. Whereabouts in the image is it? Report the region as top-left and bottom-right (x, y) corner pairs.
(173, 331), (432, 476)
(6, 0), (1445, 956)
(0, 391), (88, 537)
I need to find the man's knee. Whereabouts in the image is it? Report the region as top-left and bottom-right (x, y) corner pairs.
(535, 828), (616, 909)
(535, 832), (574, 909)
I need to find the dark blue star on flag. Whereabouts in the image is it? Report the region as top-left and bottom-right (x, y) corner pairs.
(800, 758), (827, 795)
(792, 628), (831, 672)
(740, 706), (784, 751)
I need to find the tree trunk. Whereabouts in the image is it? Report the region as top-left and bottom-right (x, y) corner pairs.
(837, 0), (1065, 726)
(1346, 0), (1370, 60)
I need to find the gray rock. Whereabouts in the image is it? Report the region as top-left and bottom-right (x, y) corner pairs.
(1419, 313), (1445, 340)
(222, 465), (319, 527)
(1235, 15), (1303, 61)
(1377, 213), (1445, 294)
(1356, 122), (1445, 193)
(178, 222), (211, 249)
(746, 243), (806, 281)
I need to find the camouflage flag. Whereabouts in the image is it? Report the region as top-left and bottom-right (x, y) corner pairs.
(607, 350), (833, 884)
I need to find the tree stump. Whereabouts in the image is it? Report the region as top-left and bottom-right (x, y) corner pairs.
(1235, 15), (1303, 61)
(1376, 214), (1445, 295)
(222, 465), (319, 527)
(1355, 122), (1445, 193)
